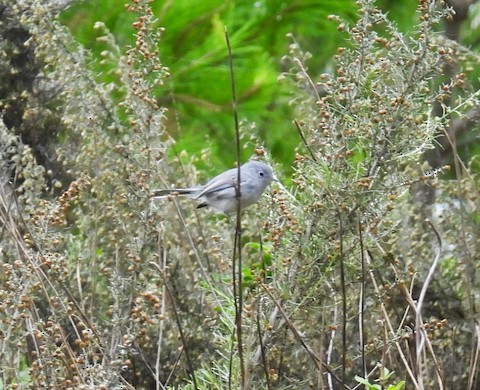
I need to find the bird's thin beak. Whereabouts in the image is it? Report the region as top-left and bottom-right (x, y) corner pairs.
(272, 175), (280, 183)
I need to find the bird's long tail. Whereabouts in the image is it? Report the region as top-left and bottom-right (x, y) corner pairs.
(150, 189), (195, 198)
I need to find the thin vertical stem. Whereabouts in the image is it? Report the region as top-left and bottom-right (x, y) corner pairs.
(225, 27), (245, 389)
(338, 215), (347, 386)
(358, 220), (367, 383)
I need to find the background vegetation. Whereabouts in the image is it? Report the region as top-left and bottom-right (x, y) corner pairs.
(0, 0), (479, 389)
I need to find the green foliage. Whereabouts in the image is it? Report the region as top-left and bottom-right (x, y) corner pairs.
(59, 0), (362, 169)
(355, 369), (406, 390)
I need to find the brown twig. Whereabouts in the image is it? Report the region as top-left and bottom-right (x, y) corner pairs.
(225, 27), (246, 389)
(260, 283), (351, 389)
(324, 188), (347, 387)
(358, 220), (367, 381)
(293, 119), (317, 162)
(255, 299), (272, 390)
(366, 249), (419, 387)
(338, 213), (347, 387)
(155, 243), (168, 390)
(150, 261), (198, 390)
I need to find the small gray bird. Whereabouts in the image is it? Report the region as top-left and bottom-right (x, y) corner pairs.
(151, 161), (277, 213)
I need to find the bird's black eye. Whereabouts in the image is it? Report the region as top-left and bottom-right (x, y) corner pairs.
(259, 171), (265, 177)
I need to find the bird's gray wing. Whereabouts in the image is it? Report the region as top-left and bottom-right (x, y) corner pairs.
(195, 178), (235, 199)
(195, 167), (242, 199)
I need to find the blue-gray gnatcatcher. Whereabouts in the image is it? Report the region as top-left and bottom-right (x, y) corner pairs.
(151, 161), (277, 213)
